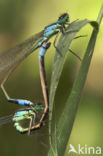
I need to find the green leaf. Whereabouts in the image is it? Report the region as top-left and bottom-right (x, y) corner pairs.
(48, 4), (103, 156)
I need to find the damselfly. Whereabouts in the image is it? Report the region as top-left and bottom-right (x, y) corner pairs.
(0, 13), (69, 107)
(0, 42), (50, 134)
(0, 102), (44, 135)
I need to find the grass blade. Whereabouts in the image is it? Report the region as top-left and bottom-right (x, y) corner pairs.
(49, 5), (103, 156)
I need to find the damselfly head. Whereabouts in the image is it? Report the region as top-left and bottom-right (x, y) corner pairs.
(58, 13), (69, 24)
(33, 102), (44, 111)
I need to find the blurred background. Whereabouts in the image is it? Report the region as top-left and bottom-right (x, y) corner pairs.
(0, 0), (103, 156)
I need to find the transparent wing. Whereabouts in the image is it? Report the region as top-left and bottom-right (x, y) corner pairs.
(0, 114), (13, 126)
(0, 30), (44, 75)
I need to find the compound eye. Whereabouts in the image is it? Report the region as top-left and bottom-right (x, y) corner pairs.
(59, 13), (68, 20)
(66, 17), (69, 22)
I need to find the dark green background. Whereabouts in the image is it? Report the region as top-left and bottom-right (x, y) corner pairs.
(0, 0), (103, 156)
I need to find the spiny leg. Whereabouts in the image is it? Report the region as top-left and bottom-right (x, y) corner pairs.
(29, 112), (37, 132)
(1, 65), (33, 107)
(68, 49), (82, 61)
(53, 33), (84, 61)
(28, 117), (33, 136)
(53, 31), (60, 48)
(53, 29), (78, 56)
(53, 31), (63, 56)
(73, 35), (87, 40)
(53, 29), (79, 57)
(68, 35), (87, 61)
(64, 29), (78, 35)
